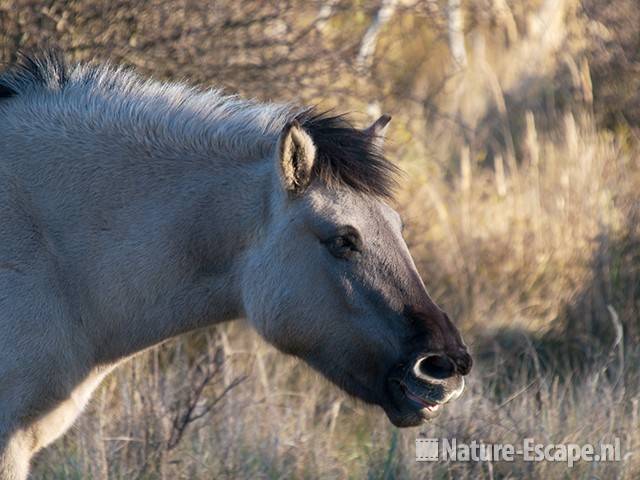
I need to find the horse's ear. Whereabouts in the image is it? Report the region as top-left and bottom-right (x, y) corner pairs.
(364, 114), (392, 149)
(277, 120), (316, 195)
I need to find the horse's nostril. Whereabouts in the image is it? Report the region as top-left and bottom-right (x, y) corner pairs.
(414, 354), (456, 380)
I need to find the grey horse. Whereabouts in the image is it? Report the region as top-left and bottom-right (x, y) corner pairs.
(0, 51), (471, 479)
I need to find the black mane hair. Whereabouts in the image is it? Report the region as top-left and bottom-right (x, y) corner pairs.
(297, 110), (400, 199)
(0, 49), (68, 98)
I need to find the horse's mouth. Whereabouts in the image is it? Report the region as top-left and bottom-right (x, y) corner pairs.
(383, 371), (464, 427)
(400, 383), (443, 414)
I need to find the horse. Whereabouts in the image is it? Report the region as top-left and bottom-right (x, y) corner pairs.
(0, 51), (471, 479)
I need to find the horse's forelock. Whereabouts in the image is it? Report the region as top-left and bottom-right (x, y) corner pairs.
(296, 109), (400, 199)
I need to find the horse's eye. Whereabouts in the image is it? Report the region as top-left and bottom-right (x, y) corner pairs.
(322, 230), (361, 259)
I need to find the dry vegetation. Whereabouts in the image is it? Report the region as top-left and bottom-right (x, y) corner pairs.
(1, 0), (638, 478)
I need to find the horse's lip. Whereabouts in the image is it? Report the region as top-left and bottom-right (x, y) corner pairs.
(398, 381), (442, 413)
(382, 378), (442, 426)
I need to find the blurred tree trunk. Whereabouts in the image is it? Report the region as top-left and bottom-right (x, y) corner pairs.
(356, 0), (397, 73)
(447, 0), (467, 68)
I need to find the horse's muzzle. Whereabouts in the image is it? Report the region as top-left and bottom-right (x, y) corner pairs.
(384, 350), (472, 427)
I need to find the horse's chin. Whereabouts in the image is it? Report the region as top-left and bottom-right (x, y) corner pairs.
(302, 359), (450, 427)
(381, 379), (444, 427)
(385, 408), (438, 427)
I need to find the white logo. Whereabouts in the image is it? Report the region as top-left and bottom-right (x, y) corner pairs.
(416, 437), (621, 467)
(416, 438), (439, 461)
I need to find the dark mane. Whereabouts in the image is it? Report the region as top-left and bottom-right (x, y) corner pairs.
(0, 49), (68, 98)
(296, 110), (400, 199)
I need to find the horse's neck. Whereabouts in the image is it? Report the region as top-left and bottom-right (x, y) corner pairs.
(1, 77), (285, 365)
(76, 128), (276, 364)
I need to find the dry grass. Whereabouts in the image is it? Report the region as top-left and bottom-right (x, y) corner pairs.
(2, 0), (636, 478)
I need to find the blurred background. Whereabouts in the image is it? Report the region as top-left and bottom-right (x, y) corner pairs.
(1, 0), (638, 478)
